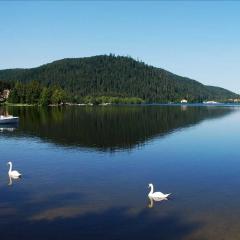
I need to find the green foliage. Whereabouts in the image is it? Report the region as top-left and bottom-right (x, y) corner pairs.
(51, 87), (66, 105)
(0, 80), (11, 92)
(82, 96), (144, 105)
(25, 80), (42, 104)
(39, 87), (51, 106)
(0, 55), (238, 103)
(7, 81), (67, 106)
(7, 88), (19, 103)
(8, 82), (25, 103)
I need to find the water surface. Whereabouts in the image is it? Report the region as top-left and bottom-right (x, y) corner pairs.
(0, 105), (240, 240)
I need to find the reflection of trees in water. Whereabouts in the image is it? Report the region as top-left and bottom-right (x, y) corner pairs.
(2, 106), (234, 151)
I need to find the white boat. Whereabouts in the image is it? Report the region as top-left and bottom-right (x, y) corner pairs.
(203, 101), (220, 105)
(0, 115), (19, 124)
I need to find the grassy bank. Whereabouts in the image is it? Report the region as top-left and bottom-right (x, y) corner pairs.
(1, 102), (35, 107)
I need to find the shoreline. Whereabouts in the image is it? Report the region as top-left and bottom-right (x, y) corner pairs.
(1, 103), (35, 107)
(1, 102), (240, 108)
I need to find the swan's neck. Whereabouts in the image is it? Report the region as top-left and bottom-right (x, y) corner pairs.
(8, 163), (12, 173)
(149, 185), (154, 195)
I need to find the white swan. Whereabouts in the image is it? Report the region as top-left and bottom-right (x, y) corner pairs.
(148, 183), (171, 199)
(7, 161), (22, 179)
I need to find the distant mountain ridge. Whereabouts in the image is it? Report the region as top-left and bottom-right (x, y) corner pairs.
(0, 55), (238, 102)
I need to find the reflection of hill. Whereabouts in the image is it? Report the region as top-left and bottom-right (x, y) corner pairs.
(3, 106), (234, 151)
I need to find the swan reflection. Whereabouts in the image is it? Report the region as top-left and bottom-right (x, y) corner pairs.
(148, 196), (168, 208)
(8, 176), (13, 186)
(8, 176), (21, 186)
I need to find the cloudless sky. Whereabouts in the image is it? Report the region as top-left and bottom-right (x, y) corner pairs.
(0, 1), (240, 93)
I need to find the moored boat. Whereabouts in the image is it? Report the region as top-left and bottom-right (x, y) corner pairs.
(203, 101), (220, 104)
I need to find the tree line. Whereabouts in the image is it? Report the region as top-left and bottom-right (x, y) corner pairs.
(0, 80), (11, 93)
(0, 55), (238, 103)
(2, 80), (144, 105)
(8, 81), (67, 105)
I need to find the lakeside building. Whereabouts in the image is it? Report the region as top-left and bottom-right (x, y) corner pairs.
(180, 99), (188, 104)
(0, 89), (10, 102)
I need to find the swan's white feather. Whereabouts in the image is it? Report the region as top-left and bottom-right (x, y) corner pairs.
(9, 170), (21, 178)
(151, 192), (170, 199)
(148, 183), (171, 199)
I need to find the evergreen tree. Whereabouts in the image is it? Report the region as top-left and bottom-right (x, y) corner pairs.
(8, 88), (19, 103)
(0, 55), (238, 103)
(39, 87), (51, 106)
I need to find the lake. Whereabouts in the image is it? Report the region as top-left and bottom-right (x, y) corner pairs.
(0, 105), (240, 240)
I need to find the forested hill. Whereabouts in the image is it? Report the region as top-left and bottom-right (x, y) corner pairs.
(0, 55), (238, 103)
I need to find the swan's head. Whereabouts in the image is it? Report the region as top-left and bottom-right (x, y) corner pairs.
(148, 183), (153, 188)
(7, 161), (12, 165)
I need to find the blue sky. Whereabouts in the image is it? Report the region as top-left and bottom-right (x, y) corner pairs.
(0, 1), (240, 93)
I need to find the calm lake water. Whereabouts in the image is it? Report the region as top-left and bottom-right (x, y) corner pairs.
(0, 105), (240, 240)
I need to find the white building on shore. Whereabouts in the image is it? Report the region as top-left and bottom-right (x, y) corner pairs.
(180, 99), (188, 104)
